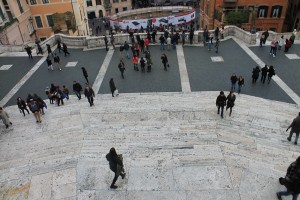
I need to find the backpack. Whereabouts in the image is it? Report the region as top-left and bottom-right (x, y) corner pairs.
(30, 101), (38, 112)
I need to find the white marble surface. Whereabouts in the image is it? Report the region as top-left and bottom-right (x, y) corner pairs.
(0, 92), (298, 200)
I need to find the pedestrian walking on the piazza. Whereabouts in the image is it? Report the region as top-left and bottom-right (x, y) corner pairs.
(24, 45), (33, 59)
(166, 35), (171, 50)
(260, 30), (269, 47)
(286, 112), (300, 145)
(277, 156), (300, 200)
(55, 86), (64, 106)
(104, 35), (109, 51)
(230, 73), (238, 91)
(145, 50), (152, 72)
(57, 39), (62, 53)
(181, 30), (186, 46)
(109, 78), (118, 97)
(145, 37), (150, 50)
(62, 43), (70, 57)
(208, 35), (213, 51)
(124, 41), (130, 59)
(140, 57), (146, 72)
(119, 43), (124, 61)
(46, 56), (54, 71)
(216, 91), (227, 118)
(36, 43), (43, 55)
(140, 38), (145, 53)
(110, 34), (116, 50)
(252, 66), (260, 83)
(161, 53), (169, 71)
(46, 44), (54, 57)
(260, 64), (268, 83)
(133, 55), (139, 71)
(81, 67), (89, 84)
(189, 28), (194, 44)
(62, 85), (69, 100)
(159, 35), (166, 50)
(28, 98), (42, 123)
(203, 27), (209, 46)
(214, 27), (220, 40)
(215, 38), (220, 53)
(106, 147), (126, 189)
(53, 53), (62, 71)
(0, 107), (12, 128)
(267, 65), (276, 84)
(118, 60), (125, 79)
(226, 91), (236, 117)
(278, 35), (284, 51)
(84, 84), (95, 107)
(73, 81), (82, 100)
(269, 40), (278, 57)
(237, 76), (245, 94)
(17, 97), (30, 117)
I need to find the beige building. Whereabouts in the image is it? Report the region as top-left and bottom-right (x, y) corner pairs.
(0, 0), (32, 45)
(104, 0), (132, 16)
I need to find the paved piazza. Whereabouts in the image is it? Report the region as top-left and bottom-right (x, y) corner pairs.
(0, 37), (300, 200)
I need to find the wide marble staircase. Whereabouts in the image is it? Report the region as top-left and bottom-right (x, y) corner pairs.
(0, 92), (298, 200)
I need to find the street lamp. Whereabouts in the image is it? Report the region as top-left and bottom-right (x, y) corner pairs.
(28, 16), (39, 44)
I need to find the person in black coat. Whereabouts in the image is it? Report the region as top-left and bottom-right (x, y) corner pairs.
(118, 61), (125, 79)
(62, 43), (70, 56)
(73, 81), (82, 100)
(161, 53), (169, 71)
(57, 40), (62, 53)
(237, 76), (245, 94)
(81, 67), (89, 83)
(24, 45), (33, 59)
(17, 97), (30, 116)
(261, 65), (268, 83)
(84, 84), (95, 106)
(267, 65), (276, 84)
(216, 91), (227, 118)
(189, 28), (194, 44)
(104, 35), (109, 51)
(226, 91), (236, 117)
(46, 44), (54, 57)
(140, 57), (146, 72)
(277, 156), (300, 200)
(252, 66), (261, 83)
(106, 147), (126, 189)
(109, 78), (117, 97)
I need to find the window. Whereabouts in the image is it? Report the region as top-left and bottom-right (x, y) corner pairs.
(86, 0), (92, 6)
(258, 6), (268, 18)
(115, 8), (118, 13)
(123, 7), (127, 11)
(113, 0), (119, 3)
(96, 0), (101, 5)
(121, 0), (127, 2)
(35, 16), (43, 28)
(40, 37), (46, 41)
(17, 0), (24, 13)
(271, 6), (282, 18)
(30, 0), (37, 5)
(46, 15), (54, 27)
(42, 0), (49, 3)
(2, 0), (8, 5)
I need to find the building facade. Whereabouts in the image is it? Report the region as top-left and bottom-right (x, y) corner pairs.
(200, 0), (300, 33)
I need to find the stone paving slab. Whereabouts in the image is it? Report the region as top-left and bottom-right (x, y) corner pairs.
(99, 45), (182, 94)
(249, 44), (300, 99)
(184, 39), (295, 104)
(4, 48), (107, 106)
(0, 57), (40, 101)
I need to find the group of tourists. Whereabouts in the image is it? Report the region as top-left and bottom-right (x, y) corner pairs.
(252, 64), (275, 84)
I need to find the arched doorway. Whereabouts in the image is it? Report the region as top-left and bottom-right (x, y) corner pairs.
(99, 10), (103, 18)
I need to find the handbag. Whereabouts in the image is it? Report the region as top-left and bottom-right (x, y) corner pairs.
(113, 89), (119, 97)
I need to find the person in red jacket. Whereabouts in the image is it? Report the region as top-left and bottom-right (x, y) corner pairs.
(132, 55), (139, 71)
(145, 37), (149, 50)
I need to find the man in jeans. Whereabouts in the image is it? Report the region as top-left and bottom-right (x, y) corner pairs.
(287, 112), (300, 145)
(73, 81), (82, 100)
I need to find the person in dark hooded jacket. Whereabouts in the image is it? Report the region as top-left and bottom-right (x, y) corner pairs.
(106, 147), (126, 189)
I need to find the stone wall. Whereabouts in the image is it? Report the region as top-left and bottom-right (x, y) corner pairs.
(0, 26), (298, 53)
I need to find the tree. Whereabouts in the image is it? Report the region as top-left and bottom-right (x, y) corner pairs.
(225, 11), (249, 27)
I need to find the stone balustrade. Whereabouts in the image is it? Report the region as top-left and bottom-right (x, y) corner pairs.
(0, 25), (299, 53)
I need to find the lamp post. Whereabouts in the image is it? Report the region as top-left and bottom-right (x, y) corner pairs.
(28, 16), (39, 44)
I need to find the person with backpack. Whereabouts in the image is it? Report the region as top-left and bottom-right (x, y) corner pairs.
(216, 91), (227, 118)
(267, 65), (276, 84)
(277, 156), (300, 200)
(28, 98), (42, 123)
(106, 147), (126, 189)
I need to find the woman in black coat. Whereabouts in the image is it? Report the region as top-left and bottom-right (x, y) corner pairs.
(106, 147), (125, 189)
(109, 78), (117, 97)
(81, 67), (89, 84)
(226, 91), (236, 117)
(17, 97), (30, 116)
